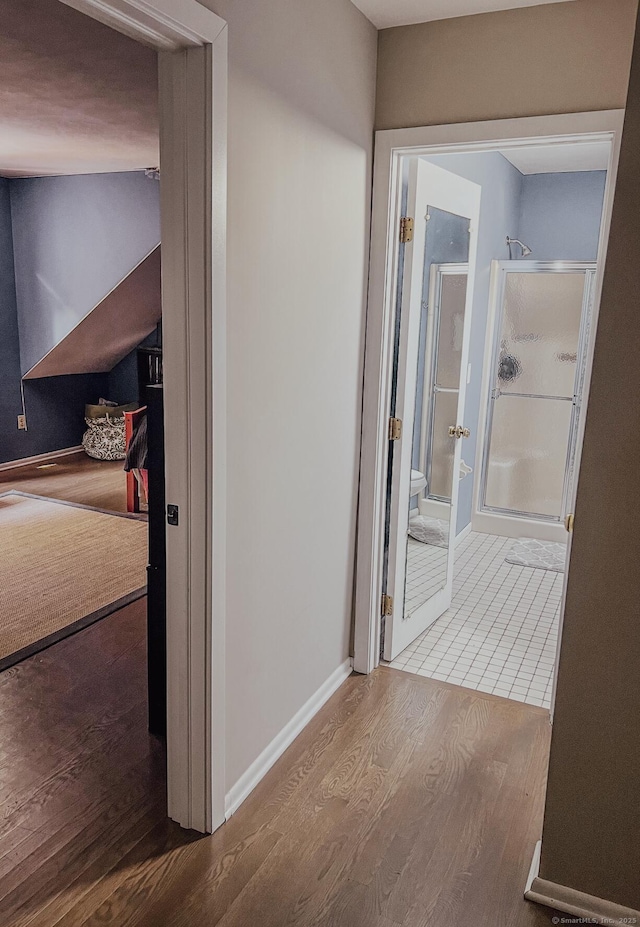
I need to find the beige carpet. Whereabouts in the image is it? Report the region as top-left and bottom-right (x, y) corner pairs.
(0, 492), (148, 670)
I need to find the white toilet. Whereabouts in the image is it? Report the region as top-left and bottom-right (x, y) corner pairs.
(410, 469), (427, 497)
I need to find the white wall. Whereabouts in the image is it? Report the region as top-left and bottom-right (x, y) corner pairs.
(198, 0), (377, 792)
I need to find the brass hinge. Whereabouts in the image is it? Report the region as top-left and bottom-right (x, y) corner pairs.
(564, 513), (575, 533)
(399, 217), (414, 243)
(381, 594), (393, 617)
(389, 417), (403, 441)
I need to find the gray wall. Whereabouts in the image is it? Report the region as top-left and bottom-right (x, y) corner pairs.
(10, 171), (160, 375)
(423, 151), (523, 535)
(518, 171), (607, 262)
(197, 0), (377, 794)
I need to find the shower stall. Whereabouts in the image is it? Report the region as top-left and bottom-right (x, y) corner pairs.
(476, 261), (596, 536)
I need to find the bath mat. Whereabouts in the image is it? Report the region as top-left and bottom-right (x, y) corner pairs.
(0, 492), (148, 671)
(505, 537), (566, 573)
(408, 515), (449, 548)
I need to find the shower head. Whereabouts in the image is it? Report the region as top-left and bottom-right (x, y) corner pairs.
(506, 236), (533, 259)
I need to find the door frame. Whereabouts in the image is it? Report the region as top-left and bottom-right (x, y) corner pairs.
(60, 0), (228, 833)
(354, 110), (624, 676)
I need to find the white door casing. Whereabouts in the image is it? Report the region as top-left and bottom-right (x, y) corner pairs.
(354, 111), (624, 677)
(60, 0), (228, 834)
(383, 159), (480, 661)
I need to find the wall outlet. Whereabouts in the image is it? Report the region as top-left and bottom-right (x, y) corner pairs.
(17, 414), (27, 431)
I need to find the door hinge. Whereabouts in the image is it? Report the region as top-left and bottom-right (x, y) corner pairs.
(381, 594), (393, 617)
(564, 513), (574, 533)
(399, 216), (414, 243)
(389, 417), (403, 441)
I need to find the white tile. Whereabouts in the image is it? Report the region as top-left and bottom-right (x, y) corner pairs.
(393, 530), (561, 706)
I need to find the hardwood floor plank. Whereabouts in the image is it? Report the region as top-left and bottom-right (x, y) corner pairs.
(0, 456), (129, 514)
(0, 564), (561, 927)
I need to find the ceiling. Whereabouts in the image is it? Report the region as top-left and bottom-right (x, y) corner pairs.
(0, 0), (158, 178)
(350, 0), (575, 29)
(499, 141), (610, 174)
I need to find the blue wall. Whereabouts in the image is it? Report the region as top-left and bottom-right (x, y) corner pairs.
(10, 171), (160, 375)
(0, 185), (109, 462)
(518, 171), (606, 262)
(0, 178), (27, 464)
(0, 172), (159, 465)
(424, 151), (523, 535)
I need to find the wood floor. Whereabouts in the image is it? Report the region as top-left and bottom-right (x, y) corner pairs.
(0, 453), (128, 514)
(0, 618), (560, 925)
(0, 454), (561, 925)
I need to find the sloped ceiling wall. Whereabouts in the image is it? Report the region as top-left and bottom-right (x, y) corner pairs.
(10, 170), (161, 377)
(24, 246), (161, 379)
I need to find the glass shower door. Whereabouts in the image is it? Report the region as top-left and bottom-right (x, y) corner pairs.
(482, 264), (595, 522)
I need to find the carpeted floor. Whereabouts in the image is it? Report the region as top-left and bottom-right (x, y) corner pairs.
(0, 491), (148, 670)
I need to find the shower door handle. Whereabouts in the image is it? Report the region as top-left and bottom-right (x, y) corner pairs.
(448, 425), (471, 439)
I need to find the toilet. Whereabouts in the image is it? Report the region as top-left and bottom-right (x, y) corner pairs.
(410, 469), (427, 497)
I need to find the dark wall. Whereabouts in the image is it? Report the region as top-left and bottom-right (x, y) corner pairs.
(0, 178), (25, 464)
(537, 5), (640, 909)
(0, 185), (109, 463)
(108, 325), (161, 405)
(0, 174), (159, 465)
(18, 373), (109, 461)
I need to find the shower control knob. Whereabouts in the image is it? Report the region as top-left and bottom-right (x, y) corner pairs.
(448, 425), (471, 439)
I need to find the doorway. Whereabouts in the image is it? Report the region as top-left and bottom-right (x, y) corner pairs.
(354, 112), (623, 715)
(0, 0), (228, 836)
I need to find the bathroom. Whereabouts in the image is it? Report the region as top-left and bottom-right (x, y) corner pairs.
(388, 141), (608, 707)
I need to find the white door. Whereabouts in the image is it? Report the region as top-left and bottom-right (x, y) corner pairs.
(383, 159), (480, 661)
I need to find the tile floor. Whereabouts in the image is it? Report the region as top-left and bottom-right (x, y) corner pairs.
(389, 531), (564, 708)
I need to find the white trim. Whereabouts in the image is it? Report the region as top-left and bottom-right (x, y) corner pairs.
(525, 844), (640, 926)
(354, 110), (625, 676)
(0, 445), (83, 472)
(471, 511), (567, 543)
(62, 0), (228, 835)
(60, 0), (226, 49)
(224, 660), (353, 819)
(454, 522), (472, 547)
(525, 840), (542, 895)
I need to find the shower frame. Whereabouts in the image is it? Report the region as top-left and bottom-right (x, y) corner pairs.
(473, 260), (597, 540)
(419, 262), (469, 505)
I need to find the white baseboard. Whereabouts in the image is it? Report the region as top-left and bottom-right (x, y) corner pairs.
(0, 446), (84, 473)
(524, 841), (640, 926)
(471, 510), (566, 543)
(225, 658), (353, 819)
